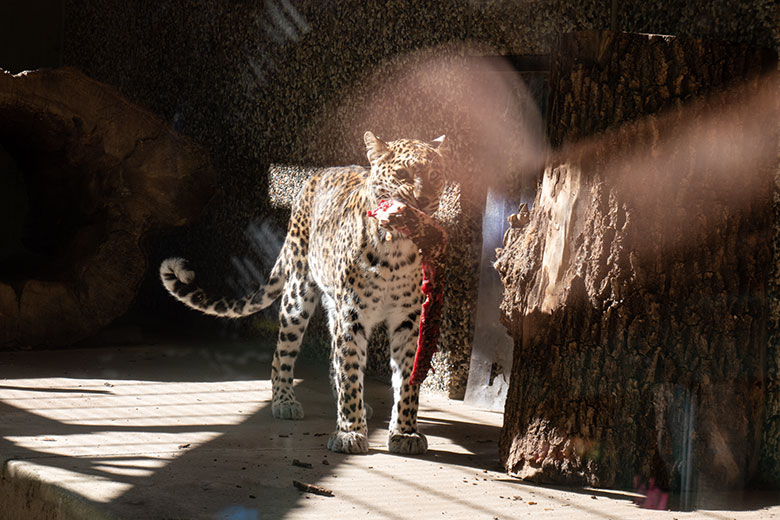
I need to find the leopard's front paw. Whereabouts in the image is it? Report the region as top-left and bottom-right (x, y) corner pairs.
(388, 431), (428, 455)
(328, 430), (369, 454)
(272, 400), (304, 420)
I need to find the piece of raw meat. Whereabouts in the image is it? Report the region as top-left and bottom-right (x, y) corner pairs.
(367, 199), (447, 384)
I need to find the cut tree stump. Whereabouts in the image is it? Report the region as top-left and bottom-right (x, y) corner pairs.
(0, 67), (215, 348)
(496, 31), (778, 502)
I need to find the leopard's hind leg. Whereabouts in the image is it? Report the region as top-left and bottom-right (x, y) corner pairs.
(271, 271), (318, 420)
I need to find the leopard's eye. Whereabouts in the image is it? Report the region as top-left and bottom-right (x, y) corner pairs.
(395, 168), (412, 182)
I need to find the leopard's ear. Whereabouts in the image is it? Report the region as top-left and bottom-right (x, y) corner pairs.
(364, 131), (389, 163)
(431, 134), (449, 154)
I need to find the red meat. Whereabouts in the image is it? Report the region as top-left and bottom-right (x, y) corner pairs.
(367, 199), (447, 384)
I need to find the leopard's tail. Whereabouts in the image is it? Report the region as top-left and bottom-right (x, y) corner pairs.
(160, 257), (285, 318)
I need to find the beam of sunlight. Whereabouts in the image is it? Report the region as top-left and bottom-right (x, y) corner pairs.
(90, 463), (159, 479)
(305, 43), (547, 193)
(0, 377), (273, 504)
(560, 71), (779, 253)
(4, 459), (136, 504)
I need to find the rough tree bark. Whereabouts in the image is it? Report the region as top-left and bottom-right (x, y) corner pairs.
(0, 67), (215, 348)
(496, 31), (778, 501)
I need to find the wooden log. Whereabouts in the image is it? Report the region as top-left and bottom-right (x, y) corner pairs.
(0, 67), (215, 348)
(496, 31), (778, 502)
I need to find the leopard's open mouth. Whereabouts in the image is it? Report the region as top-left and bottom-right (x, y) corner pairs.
(414, 195), (435, 214)
(381, 191), (418, 212)
(399, 192), (431, 214)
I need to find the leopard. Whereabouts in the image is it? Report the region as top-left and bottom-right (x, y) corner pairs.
(160, 131), (449, 454)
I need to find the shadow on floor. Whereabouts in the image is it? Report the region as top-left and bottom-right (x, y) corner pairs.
(2, 339), (778, 518)
(0, 339), (511, 518)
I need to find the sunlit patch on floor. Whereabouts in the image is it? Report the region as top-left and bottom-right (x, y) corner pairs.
(1, 378), (273, 503)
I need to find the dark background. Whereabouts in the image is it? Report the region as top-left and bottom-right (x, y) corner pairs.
(0, 0), (777, 353)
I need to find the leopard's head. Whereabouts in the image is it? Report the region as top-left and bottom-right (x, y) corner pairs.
(364, 131), (449, 215)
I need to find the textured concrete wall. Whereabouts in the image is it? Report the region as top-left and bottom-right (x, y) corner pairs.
(59, 1), (779, 396)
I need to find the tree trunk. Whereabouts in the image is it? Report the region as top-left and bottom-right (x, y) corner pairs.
(0, 67), (215, 348)
(496, 31), (778, 504)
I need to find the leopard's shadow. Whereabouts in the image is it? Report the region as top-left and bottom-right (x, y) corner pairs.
(371, 412), (504, 473)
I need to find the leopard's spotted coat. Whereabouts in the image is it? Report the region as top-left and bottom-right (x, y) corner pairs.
(161, 132), (448, 454)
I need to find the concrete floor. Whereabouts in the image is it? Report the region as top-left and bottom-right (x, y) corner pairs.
(1, 340), (779, 519)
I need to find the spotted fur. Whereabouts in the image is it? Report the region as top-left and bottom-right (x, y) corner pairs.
(160, 131), (448, 454)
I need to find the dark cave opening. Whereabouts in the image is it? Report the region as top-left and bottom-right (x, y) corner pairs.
(0, 143), (30, 278)
(0, 67), (216, 348)
(0, 112), (109, 284)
